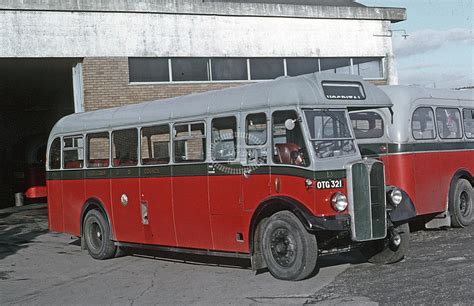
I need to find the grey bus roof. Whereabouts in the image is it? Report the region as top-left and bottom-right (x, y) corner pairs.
(49, 73), (392, 139)
(359, 86), (473, 144)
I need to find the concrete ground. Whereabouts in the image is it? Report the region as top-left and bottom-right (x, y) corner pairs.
(1, 204), (473, 305)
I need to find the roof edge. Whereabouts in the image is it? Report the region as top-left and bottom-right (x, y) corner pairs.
(0, 0), (407, 22)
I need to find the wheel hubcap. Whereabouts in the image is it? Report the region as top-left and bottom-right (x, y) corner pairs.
(459, 191), (471, 217)
(89, 222), (103, 251)
(270, 228), (296, 267)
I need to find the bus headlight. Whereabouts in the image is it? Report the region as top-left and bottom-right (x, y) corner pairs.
(389, 188), (403, 206)
(331, 192), (348, 212)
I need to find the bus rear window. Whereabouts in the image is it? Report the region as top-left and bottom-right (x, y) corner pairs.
(350, 111), (384, 139)
(49, 137), (61, 170)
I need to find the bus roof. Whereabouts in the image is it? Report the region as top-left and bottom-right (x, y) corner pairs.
(50, 72), (392, 138)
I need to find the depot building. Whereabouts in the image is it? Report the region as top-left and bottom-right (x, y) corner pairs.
(0, 0), (405, 207)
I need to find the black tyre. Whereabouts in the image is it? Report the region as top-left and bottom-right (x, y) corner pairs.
(261, 211), (318, 281)
(361, 223), (410, 264)
(449, 179), (473, 228)
(83, 209), (117, 260)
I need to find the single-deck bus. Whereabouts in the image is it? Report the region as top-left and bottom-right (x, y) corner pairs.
(47, 73), (415, 280)
(350, 86), (473, 228)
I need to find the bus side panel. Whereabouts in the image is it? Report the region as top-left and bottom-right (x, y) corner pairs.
(381, 154), (418, 211)
(62, 179), (85, 236)
(110, 178), (143, 243)
(209, 174), (246, 252)
(47, 179), (64, 232)
(173, 175), (213, 249)
(84, 178), (113, 236)
(140, 177), (176, 247)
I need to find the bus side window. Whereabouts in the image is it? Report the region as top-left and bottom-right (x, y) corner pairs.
(245, 113), (267, 164)
(173, 122), (206, 163)
(436, 108), (462, 139)
(463, 109), (474, 139)
(412, 107), (436, 140)
(87, 132), (110, 168)
(211, 117), (237, 161)
(272, 110), (309, 166)
(349, 111), (384, 139)
(63, 136), (84, 169)
(49, 137), (61, 170)
(112, 129), (138, 167)
(141, 125), (170, 165)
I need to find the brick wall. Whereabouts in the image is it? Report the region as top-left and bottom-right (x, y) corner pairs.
(82, 57), (246, 111)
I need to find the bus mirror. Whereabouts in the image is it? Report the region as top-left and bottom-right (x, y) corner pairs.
(285, 119), (296, 131)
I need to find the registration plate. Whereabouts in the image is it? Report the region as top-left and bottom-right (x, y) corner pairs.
(316, 179), (343, 189)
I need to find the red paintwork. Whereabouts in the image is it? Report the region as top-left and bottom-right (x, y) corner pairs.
(381, 151), (474, 216)
(24, 186), (47, 198)
(48, 170), (348, 254)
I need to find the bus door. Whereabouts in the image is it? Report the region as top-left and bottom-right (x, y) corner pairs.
(241, 112), (271, 212)
(171, 122), (213, 249)
(208, 116), (246, 252)
(109, 129), (144, 243)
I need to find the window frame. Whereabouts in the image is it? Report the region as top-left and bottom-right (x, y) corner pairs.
(62, 134), (85, 169)
(411, 107), (437, 141)
(140, 123), (171, 165)
(435, 107), (463, 140)
(172, 121), (207, 164)
(210, 116), (238, 162)
(86, 131), (111, 169)
(111, 128), (139, 168)
(463, 108), (474, 139)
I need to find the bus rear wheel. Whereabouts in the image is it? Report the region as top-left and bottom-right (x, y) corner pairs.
(261, 211), (318, 281)
(83, 209), (117, 260)
(361, 223), (410, 264)
(449, 179), (473, 228)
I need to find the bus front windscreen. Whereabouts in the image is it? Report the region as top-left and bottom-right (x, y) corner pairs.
(304, 109), (357, 159)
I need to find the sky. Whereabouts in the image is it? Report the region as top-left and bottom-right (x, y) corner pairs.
(358, 0), (473, 89)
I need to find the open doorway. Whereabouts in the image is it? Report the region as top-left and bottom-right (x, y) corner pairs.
(0, 58), (79, 208)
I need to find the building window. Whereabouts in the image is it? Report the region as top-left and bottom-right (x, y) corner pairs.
(129, 58), (169, 82)
(171, 58), (209, 82)
(249, 58), (284, 80)
(286, 58), (320, 76)
(353, 58), (383, 79)
(128, 57), (384, 83)
(211, 58), (248, 81)
(320, 58), (351, 74)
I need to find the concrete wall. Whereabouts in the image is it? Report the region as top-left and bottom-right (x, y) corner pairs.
(0, 10), (394, 58)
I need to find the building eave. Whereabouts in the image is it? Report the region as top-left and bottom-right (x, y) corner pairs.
(0, 0), (407, 22)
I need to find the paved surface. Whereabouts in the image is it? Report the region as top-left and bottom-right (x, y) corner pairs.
(1, 204), (473, 305)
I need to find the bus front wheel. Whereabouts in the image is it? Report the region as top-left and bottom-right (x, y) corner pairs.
(83, 209), (117, 260)
(361, 223), (410, 264)
(449, 179), (473, 228)
(261, 211), (318, 281)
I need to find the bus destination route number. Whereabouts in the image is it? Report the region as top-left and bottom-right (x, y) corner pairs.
(316, 179), (343, 189)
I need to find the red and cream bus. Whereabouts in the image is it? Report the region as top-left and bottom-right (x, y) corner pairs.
(350, 87), (473, 228)
(47, 73), (415, 280)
